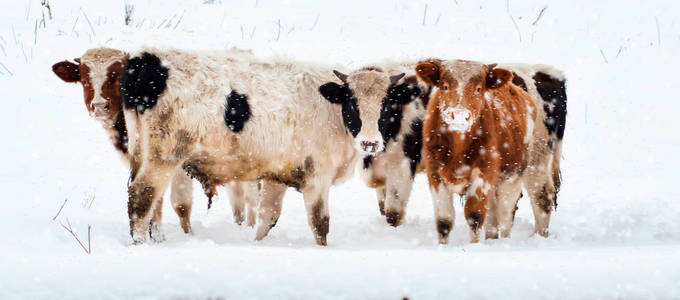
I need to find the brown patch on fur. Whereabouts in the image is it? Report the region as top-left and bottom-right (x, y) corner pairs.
(359, 66), (383, 72)
(174, 203), (192, 233)
(127, 185), (155, 235)
(52, 60), (80, 82)
(378, 199), (385, 216)
(182, 159), (219, 208)
(101, 61), (124, 116)
(172, 129), (193, 158)
(312, 200), (329, 246)
(537, 185), (554, 213)
(79, 64), (95, 113)
(260, 157), (314, 191)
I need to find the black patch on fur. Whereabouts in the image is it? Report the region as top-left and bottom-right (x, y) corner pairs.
(437, 219), (452, 237)
(318, 82), (362, 137)
(378, 83), (421, 146)
(312, 200), (329, 246)
(402, 118), (423, 177)
(533, 71), (567, 140)
(467, 212), (482, 232)
(120, 52), (169, 114)
(224, 90), (251, 133)
(362, 155), (373, 169)
(113, 112), (129, 154)
(511, 72), (528, 92)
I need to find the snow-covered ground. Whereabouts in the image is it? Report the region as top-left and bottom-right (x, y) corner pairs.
(1, 0), (679, 298)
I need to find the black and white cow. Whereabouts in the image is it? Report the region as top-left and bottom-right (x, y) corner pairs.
(120, 48), (357, 245)
(319, 61), (567, 238)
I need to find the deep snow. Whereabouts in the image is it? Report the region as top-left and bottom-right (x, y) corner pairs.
(1, 0), (680, 299)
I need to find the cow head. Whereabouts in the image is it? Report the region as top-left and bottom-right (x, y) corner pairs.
(415, 59), (512, 132)
(52, 48), (128, 122)
(319, 68), (421, 155)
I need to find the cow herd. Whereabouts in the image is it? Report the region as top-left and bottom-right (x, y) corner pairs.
(52, 47), (567, 246)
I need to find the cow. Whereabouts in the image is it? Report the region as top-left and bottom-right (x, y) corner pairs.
(318, 63), (426, 227)
(119, 47), (358, 245)
(415, 59), (538, 243)
(51, 47), (263, 241)
(325, 61), (566, 239)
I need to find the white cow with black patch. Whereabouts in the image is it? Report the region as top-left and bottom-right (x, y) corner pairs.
(320, 61), (567, 238)
(120, 47), (357, 246)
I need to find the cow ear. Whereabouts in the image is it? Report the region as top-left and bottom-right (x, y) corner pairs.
(319, 82), (349, 104)
(52, 60), (81, 82)
(486, 68), (513, 89)
(388, 83), (421, 105)
(415, 59), (442, 86)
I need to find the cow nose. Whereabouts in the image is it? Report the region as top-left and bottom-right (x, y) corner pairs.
(92, 102), (109, 111)
(360, 140), (381, 153)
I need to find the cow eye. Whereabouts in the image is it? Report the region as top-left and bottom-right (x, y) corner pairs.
(476, 86), (481, 93)
(442, 84), (449, 90)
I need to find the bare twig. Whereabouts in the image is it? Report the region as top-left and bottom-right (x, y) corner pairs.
(434, 12), (442, 26)
(309, 14), (319, 30)
(509, 14), (522, 42)
(173, 11), (185, 30)
(41, 0), (52, 20)
(422, 4), (428, 25)
(599, 49), (608, 63)
(250, 26), (256, 39)
(275, 19), (281, 41)
(71, 15), (79, 35)
(0, 62), (12, 75)
(532, 6), (547, 26)
(52, 198), (68, 220)
(615, 46), (624, 58)
(124, 2), (135, 26)
(34, 20), (38, 45)
(655, 16), (661, 47)
(60, 219), (92, 255)
(80, 8), (96, 37)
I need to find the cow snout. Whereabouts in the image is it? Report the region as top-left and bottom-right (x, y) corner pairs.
(441, 107), (472, 131)
(359, 140), (381, 154)
(91, 102), (110, 118)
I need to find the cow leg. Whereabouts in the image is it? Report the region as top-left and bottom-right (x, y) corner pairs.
(430, 183), (454, 244)
(384, 162), (414, 227)
(484, 192), (500, 239)
(376, 187), (386, 216)
(527, 182), (554, 237)
(254, 180), (286, 241)
(148, 195), (166, 243)
(464, 184), (492, 243)
(225, 182), (246, 225)
(492, 176), (523, 238)
(302, 184), (331, 246)
(128, 162), (176, 244)
(170, 168), (193, 234)
(244, 181), (260, 227)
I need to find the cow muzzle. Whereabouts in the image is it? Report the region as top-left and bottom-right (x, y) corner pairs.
(356, 138), (384, 155)
(441, 106), (472, 132)
(91, 101), (110, 119)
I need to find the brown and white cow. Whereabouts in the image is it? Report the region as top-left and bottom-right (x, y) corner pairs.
(119, 47), (357, 245)
(328, 61), (566, 239)
(416, 59), (537, 243)
(51, 47), (263, 240)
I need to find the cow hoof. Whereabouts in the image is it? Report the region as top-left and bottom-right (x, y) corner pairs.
(315, 235), (327, 247)
(149, 223), (166, 243)
(385, 211), (402, 227)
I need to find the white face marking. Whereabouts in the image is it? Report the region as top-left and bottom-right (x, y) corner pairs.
(346, 70), (391, 154)
(441, 106), (472, 132)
